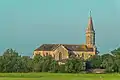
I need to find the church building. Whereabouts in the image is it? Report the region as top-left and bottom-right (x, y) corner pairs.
(33, 12), (98, 60)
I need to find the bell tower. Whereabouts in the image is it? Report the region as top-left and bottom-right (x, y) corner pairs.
(86, 11), (95, 47)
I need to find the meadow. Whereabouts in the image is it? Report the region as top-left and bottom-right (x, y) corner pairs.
(0, 73), (119, 80)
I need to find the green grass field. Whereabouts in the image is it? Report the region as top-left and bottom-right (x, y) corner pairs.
(0, 73), (119, 80)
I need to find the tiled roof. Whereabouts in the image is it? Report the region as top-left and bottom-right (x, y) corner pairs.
(34, 44), (60, 51)
(34, 44), (94, 52)
(63, 44), (93, 51)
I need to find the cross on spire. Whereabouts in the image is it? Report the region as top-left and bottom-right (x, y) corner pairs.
(90, 10), (92, 17)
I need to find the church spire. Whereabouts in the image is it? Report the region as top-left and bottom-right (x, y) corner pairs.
(86, 11), (95, 47)
(87, 11), (94, 32)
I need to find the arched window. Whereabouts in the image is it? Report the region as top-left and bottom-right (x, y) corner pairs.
(46, 52), (49, 56)
(53, 54), (55, 58)
(82, 53), (84, 58)
(43, 53), (45, 56)
(59, 52), (62, 60)
(78, 54), (80, 57)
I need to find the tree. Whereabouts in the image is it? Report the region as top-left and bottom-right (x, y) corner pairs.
(101, 54), (114, 72)
(49, 60), (59, 72)
(3, 49), (19, 57)
(111, 47), (120, 56)
(32, 55), (43, 72)
(42, 56), (53, 72)
(111, 47), (120, 72)
(89, 55), (102, 69)
(1, 49), (21, 72)
(65, 58), (85, 73)
(20, 56), (33, 72)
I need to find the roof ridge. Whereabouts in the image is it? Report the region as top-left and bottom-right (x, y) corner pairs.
(52, 44), (61, 51)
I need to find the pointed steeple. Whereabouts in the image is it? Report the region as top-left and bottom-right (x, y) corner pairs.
(86, 11), (95, 47)
(87, 11), (94, 32)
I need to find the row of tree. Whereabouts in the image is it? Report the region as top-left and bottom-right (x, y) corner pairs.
(89, 48), (120, 72)
(1, 48), (120, 73)
(0, 49), (85, 73)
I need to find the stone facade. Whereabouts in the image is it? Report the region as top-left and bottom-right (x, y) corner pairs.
(53, 45), (68, 60)
(33, 45), (69, 60)
(33, 12), (98, 61)
(33, 44), (97, 60)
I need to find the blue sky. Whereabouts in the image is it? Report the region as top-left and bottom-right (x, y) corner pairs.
(0, 0), (120, 56)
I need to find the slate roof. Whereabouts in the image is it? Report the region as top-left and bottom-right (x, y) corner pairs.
(34, 44), (94, 52)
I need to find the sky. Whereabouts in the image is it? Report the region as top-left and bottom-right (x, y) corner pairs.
(0, 0), (120, 56)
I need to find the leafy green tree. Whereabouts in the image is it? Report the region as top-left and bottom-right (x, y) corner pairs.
(101, 54), (114, 72)
(58, 64), (65, 73)
(0, 49), (33, 72)
(111, 47), (120, 72)
(49, 60), (59, 72)
(89, 55), (102, 69)
(20, 56), (33, 72)
(65, 58), (85, 73)
(2, 49), (20, 72)
(3, 49), (19, 57)
(42, 56), (53, 72)
(111, 48), (120, 56)
(32, 55), (43, 72)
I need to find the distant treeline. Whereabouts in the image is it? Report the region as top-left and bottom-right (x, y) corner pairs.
(0, 48), (120, 73)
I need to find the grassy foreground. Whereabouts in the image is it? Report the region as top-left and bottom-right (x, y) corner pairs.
(0, 73), (119, 80)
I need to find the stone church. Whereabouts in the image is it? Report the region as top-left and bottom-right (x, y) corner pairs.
(33, 12), (98, 60)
